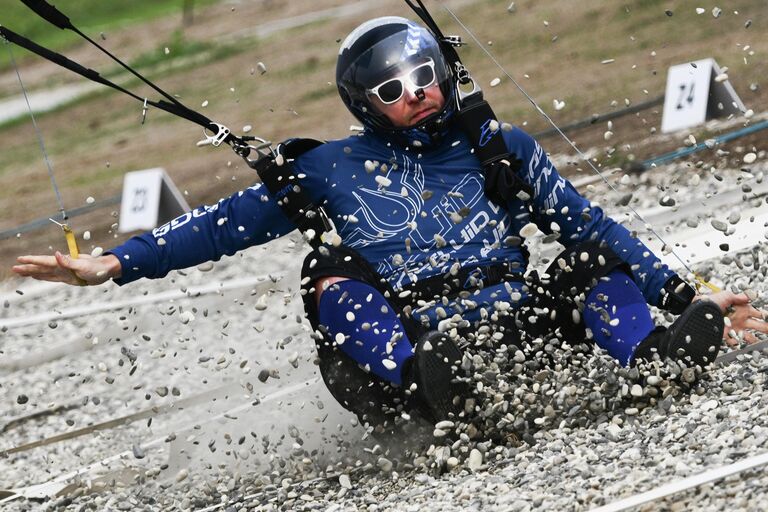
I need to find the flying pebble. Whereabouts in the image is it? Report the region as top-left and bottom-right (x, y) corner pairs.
(520, 222), (539, 238)
(743, 153), (757, 164)
(490, 77), (501, 87)
(256, 62), (267, 74)
(553, 99), (566, 111)
(711, 219), (728, 233)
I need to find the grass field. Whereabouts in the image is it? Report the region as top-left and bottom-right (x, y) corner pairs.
(0, 0), (765, 279)
(0, 0), (218, 70)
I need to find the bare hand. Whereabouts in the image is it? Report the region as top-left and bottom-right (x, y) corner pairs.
(697, 291), (768, 346)
(12, 252), (121, 286)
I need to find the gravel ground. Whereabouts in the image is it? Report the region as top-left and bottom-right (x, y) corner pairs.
(0, 139), (766, 511)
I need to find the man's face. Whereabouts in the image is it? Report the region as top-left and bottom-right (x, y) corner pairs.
(367, 61), (446, 128)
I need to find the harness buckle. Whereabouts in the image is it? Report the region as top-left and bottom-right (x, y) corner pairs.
(442, 35), (465, 48)
(196, 122), (231, 147)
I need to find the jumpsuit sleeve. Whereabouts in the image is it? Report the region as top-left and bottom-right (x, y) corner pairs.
(505, 128), (679, 307)
(106, 183), (296, 285)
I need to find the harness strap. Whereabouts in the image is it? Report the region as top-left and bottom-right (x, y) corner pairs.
(399, 262), (524, 302)
(251, 138), (331, 248)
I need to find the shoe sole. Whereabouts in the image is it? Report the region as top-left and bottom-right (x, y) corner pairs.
(416, 332), (466, 422)
(666, 300), (724, 367)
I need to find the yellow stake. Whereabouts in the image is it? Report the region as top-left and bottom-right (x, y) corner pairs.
(50, 219), (87, 286)
(63, 224), (80, 258)
(694, 273), (721, 294)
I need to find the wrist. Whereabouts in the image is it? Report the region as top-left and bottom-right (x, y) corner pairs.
(103, 254), (122, 279)
(659, 275), (695, 314)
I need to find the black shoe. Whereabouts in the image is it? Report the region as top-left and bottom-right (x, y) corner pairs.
(634, 300), (724, 367)
(403, 331), (467, 423)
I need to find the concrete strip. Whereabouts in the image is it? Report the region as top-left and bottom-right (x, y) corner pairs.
(590, 451), (768, 512)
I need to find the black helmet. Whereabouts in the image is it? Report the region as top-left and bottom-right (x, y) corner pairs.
(336, 17), (456, 139)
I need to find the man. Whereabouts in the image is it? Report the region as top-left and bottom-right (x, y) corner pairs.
(13, 17), (767, 430)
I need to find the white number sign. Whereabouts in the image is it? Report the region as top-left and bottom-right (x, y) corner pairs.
(118, 168), (190, 233)
(661, 58), (746, 133)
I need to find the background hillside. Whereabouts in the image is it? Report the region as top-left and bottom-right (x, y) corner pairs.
(0, 0), (765, 279)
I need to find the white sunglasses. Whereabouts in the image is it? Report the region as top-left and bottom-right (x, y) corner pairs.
(366, 59), (437, 105)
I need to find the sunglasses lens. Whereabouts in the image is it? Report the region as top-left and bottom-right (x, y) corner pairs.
(377, 79), (404, 104)
(410, 64), (435, 88)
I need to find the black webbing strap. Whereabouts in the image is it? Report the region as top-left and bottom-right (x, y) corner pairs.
(0, 24), (253, 153)
(403, 0), (463, 71)
(400, 262), (524, 302)
(0, 26), (214, 130)
(455, 91), (511, 167)
(252, 138), (331, 248)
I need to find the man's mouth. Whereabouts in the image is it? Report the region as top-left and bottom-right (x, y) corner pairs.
(411, 107), (435, 123)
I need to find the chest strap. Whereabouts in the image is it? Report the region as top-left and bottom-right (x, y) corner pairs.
(250, 138), (331, 248)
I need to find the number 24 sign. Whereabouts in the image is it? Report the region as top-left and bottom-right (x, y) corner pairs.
(661, 58), (745, 133)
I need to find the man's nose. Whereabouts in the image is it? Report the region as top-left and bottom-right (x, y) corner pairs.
(403, 87), (425, 103)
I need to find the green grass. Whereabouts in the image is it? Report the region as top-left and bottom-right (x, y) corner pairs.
(0, 0), (220, 70)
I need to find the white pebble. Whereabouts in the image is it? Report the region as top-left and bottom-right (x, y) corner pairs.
(382, 359), (397, 370)
(335, 332), (346, 345)
(467, 449), (483, 471)
(743, 152), (757, 164)
(520, 222), (539, 238)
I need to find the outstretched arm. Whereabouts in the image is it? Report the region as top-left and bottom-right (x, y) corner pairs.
(13, 252), (121, 286)
(12, 182), (296, 287)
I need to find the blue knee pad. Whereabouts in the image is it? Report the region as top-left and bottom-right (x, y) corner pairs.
(317, 279), (414, 385)
(583, 269), (654, 366)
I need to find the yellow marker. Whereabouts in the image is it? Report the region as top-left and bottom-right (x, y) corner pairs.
(694, 273), (721, 294)
(50, 219), (87, 286)
(63, 224), (80, 258)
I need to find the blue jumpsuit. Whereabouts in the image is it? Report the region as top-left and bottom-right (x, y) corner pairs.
(108, 123), (676, 374)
